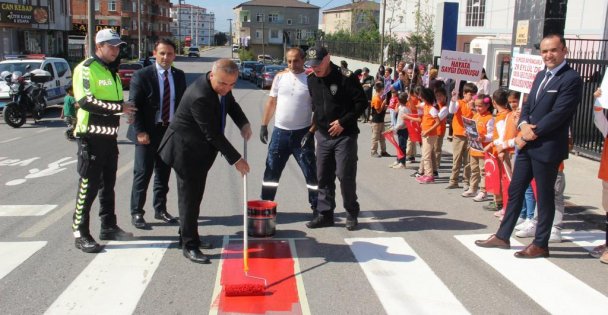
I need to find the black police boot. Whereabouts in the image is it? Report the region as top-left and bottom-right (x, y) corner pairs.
(345, 214), (359, 231)
(306, 212), (334, 229)
(75, 235), (103, 253)
(99, 225), (134, 241)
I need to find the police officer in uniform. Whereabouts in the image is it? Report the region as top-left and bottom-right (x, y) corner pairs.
(71, 29), (136, 253)
(303, 46), (367, 230)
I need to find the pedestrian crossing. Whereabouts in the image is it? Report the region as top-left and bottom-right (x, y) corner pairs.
(1, 233), (607, 314)
(0, 205), (57, 216)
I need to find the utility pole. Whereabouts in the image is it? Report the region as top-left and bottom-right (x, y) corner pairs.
(177, 0), (185, 55)
(380, 0), (386, 64)
(137, 0), (142, 59)
(228, 18), (233, 58)
(262, 18), (265, 63)
(87, 0), (94, 57)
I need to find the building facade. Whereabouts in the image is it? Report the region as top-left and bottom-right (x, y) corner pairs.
(70, 0), (172, 60)
(234, 0), (319, 60)
(322, 0), (380, 35)
(170, 4), (215, 48)
(0, 0), (71, 60)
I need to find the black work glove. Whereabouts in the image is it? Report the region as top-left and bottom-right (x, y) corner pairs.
(301, 131), (315, 148)
(260, 125), (268, 144)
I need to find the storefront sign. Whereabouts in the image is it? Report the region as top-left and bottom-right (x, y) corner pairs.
(0, 2), (48, 24)
(71, 23), (121, 36)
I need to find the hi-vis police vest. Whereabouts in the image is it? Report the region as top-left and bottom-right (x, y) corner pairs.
(73, 57), (124, 137)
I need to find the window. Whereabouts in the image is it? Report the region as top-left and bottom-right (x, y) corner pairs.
(465, 0), (485, 27)
(256, 13), (264, 22)
(95, 0), (99, 11)
(242, 14), (249, 22)
(108, 0), (116, 12)
(43, 63), (55, 78)
(268, 13), (278, 23)
(132, 2), (136, 11)
(287, 19), (292, 25)
(270, 30), (278, 38)
(54, 62), (69, 77)
(303, 16), (309, 24)
(296, 29), (302, 40)
(255, 30), (261, 39)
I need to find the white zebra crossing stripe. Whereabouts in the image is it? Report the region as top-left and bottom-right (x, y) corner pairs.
(455, 234), (608, 314)
(45, 240), (171, 315)
(0, 241), (46, 280)
(346, 237), (469, 315)
(561, 230), (606, 252)
(0, 205), (56, 216)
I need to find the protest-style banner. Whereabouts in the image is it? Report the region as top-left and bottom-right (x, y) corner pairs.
(463, 117), (484, 151)
(383, 130), (405, 160)
(405, 115), (422, 143)
(508, 54), (544, 94)
(438, 50), (485, 83)
(595, 72), (608, 109)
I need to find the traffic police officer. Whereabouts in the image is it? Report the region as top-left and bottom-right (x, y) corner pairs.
(303, 46), (367, 230)
(71, 29), (136, 253)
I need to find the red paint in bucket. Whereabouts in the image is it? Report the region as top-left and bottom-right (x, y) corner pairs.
(247, 200), (277, 237)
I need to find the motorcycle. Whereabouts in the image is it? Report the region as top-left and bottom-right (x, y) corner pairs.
(1, 67), (51, 128)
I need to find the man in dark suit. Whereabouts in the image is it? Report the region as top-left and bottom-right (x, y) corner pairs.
(158, 59), (251, 264)
(475, 34), (583, 258)
(127, 39), (186, 229)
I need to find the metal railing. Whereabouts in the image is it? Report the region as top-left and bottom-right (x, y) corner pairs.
(566, 38), (608, 60)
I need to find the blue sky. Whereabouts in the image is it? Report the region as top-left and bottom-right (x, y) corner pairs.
(181, 0), (362, 32)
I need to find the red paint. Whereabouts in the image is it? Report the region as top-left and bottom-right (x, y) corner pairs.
(217, 240), (301, 314)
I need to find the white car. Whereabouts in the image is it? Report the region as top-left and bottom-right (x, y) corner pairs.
(0, 55), (72, 109)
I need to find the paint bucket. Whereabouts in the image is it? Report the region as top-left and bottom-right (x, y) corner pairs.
(247, 200), (277, 237)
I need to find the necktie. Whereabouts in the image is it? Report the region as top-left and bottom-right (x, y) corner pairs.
(536, 71), (552, 100)
(162, 71), (170, 123)
(220, 96), (226, 134)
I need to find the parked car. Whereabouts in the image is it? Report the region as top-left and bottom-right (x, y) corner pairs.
(138, 56), (156, 66)
(0, 55), (72, 109)
(256, 65), (286, 89)
(249, 63), (265, 83)
(188, 47), (200, 57)
(239, 61), (260, 80)
(232, 44), (239, 52)
(257, 54), (274, 64)
(118, 63), (144, 90)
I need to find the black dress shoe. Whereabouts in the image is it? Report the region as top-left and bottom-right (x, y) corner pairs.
(99, 225), (134, 241)
(183, 248), (211, 264)
(75, 235), (103, 253)
(155, 211), (178, 223)
(306, 214), (334, 229)
(177, 238), (213, 250)
(131, 214), (149, 229)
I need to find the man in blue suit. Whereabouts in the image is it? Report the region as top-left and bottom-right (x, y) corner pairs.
(475, 34), (583, 258)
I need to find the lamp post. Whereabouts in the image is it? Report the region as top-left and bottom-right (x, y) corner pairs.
(137, 0), (142, 59)
(228, 18), (233, 58)
(177, 0), (185, 55)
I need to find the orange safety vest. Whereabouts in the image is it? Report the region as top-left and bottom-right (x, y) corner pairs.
(452, 99), (474, 137)
(599, 138), (608, 181)
(436, 101), (447, 137)
(491, 110), (510, 155)
(470, 111), (493, 157)
(503, 111), (519, 153)
(421, 104), (438, 137)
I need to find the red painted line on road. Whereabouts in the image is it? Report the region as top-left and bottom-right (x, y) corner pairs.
(216, 240), (302, 314)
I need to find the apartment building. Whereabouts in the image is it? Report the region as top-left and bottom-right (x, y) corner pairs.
(170, 3), (215, 47)
(234, 0), (319, 60)
(322, 0), (380, 35)
(70, 0), (172, 59)
(0, 0), (71, 60)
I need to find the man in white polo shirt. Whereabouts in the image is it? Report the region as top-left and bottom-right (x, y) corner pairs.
(259, 47), (318, 214)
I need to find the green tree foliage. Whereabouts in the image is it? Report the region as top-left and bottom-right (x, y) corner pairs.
(214, 32), (228, 46)
(238, 48), (255, 61)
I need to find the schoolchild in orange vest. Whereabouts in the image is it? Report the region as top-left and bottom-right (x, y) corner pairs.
(434, 88), (449, 175)
(463, 94), (494, 202)
(447, 82), (478, 189)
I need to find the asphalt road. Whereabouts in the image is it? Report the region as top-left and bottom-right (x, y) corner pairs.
(1, 47), (607, 315)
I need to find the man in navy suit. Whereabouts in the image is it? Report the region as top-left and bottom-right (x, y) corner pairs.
(127, 39), (186, 229)
(475, 34), (583, 258)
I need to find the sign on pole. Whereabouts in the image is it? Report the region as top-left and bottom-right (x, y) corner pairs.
(596, 74), (608, 109)
(508, 54), (544, 94)
(438, 50), (485, 82)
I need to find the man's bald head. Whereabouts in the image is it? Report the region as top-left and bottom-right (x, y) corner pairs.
(212, 59), (239, 75)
